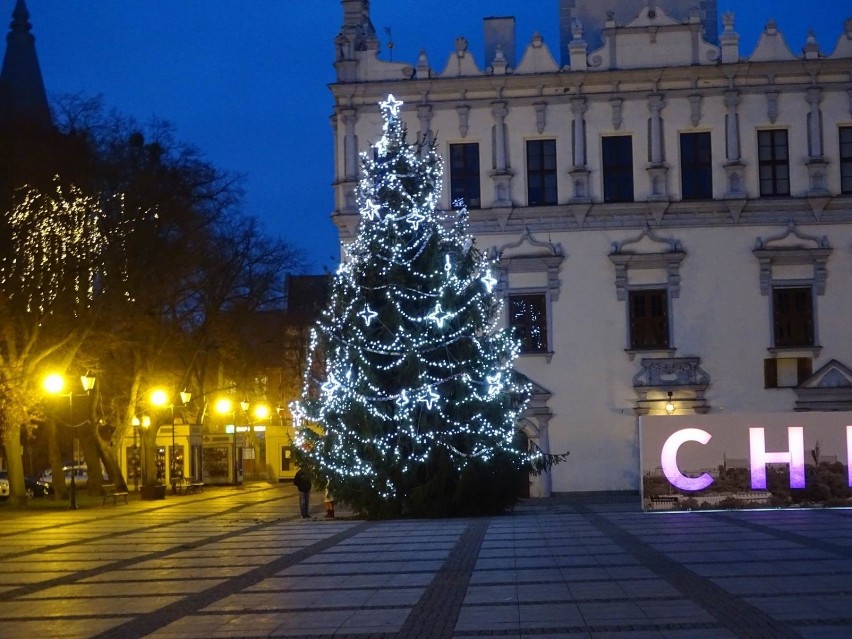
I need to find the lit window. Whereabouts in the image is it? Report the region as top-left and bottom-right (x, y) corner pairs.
(764, 357), (812, 389)
(509, 294), (548, 353)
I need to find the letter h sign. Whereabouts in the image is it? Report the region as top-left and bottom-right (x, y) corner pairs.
(749, 427), (805, 490)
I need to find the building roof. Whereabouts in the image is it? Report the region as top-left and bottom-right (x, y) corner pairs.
(0, 0), (51, 131)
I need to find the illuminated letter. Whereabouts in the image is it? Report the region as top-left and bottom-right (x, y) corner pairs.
(660, 428), (715, 491)
(749, 427), (805, 490)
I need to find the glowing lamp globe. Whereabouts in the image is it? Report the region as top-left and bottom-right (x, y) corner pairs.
(151, 389), (168, 406)
(43, 374), (65, 394)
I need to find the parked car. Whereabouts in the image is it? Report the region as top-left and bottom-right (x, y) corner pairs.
(40, 464), (106, 489)
(25, 475), (54, 498)
(0, 472), (53, 499)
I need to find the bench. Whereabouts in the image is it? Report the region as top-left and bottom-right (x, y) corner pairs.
(102, 483), (129, 505)
(185, 481), (204, 494)
(171, 477), (204, 495)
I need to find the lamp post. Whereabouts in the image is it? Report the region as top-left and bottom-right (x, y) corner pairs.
(44, 372), (96, 510)
(151, 388), (192, 492)
(248, 404), (270, 480)
(151, 389), (170, 489)
(239, 400), (249, 484)
(132, 415), (151, 488)
(131, 416), (140, 492)
(216, 398), (247, 486)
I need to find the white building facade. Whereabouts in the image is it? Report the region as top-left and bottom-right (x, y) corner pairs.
(329, 0), (852, 495)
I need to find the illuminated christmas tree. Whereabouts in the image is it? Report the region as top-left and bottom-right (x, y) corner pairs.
(292, 95), (534, 517)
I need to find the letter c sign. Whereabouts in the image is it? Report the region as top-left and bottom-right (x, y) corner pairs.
(660, 428), (715, 491)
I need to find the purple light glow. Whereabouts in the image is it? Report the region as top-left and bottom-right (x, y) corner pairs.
(660, 428), (715, 492)
(749, 427), (805, 490)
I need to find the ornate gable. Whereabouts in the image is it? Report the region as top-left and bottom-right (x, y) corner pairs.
(747, 19), (796, 62)
(608, 226), (685, 301)
(753, 222), (832, 296)
(514, 33), (560, 74)
(495, 228), (565, 301)
(795, 359), (852, 411)
(589, 5), (719, 70)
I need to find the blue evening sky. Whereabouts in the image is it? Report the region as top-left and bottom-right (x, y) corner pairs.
(17, 1), (850, 271)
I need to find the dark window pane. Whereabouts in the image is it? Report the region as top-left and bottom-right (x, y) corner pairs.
(680, 132), (712, 200)
(526, 140), (558, 205)
(449, 143), (481, 209)
(841, 127), (852, 194)
(772, 287), (814, 347)
(628, 289), (669, 349)
(758, 130), (790, 196)
(509, 294), (548, 353)
(602, 136), (634, 203)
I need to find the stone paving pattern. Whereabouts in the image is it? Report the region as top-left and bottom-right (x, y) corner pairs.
(0, 484), (850, 638)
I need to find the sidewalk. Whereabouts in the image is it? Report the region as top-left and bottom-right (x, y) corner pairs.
(0, 484), (850, 638)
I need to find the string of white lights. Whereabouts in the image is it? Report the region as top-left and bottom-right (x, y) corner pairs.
(290, 94), (533, 497)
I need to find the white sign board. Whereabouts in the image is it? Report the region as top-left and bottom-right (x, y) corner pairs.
(640, 413), (852, 511)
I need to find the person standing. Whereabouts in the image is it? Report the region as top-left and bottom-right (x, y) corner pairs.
(294, 466), (312, 519)
(324, 486), (335, 519)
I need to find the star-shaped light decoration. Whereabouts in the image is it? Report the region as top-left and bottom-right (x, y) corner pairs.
(482, 269), (497, 293)
(363, 199), (382, 221)
(289, 401), (306, 428)
(321, 373), (341, 396)
(408, 210), (426, 230)
(427, 303), (452, 328)
(359, 305), (378, 326)
(421, 387), (439, 410)
(381, 93), (403, 117)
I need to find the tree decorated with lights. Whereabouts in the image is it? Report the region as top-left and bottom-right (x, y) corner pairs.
(292, 95), (538, 517)
(0, 179), (118, 505)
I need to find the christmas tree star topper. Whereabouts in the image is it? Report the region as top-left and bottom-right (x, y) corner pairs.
(381, 94), (403, 117)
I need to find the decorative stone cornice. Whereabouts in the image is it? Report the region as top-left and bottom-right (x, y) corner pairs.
(609, 226), (685, 301)
(753, 222), (832, 295)
(495, 228), (565, 301)
(632, 357), (711, 415)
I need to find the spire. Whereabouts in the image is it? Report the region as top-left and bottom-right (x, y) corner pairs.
(0, 0), (52, 131)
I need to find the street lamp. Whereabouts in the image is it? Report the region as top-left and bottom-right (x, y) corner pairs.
(239, 400), (249, 485)
(131, 415), (151, 490)
(151, 388), (193, 492)
(216, 397), (246, 486)
(247, 404), (271, 480)
(43, 372), (96, 510)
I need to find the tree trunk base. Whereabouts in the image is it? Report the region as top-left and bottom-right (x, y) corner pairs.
(141, 485), (166, 500)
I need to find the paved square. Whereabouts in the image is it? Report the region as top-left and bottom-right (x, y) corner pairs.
(0, 485), (850, 638)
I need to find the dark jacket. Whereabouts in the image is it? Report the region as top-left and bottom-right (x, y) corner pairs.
(293, 468), (312, 493)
